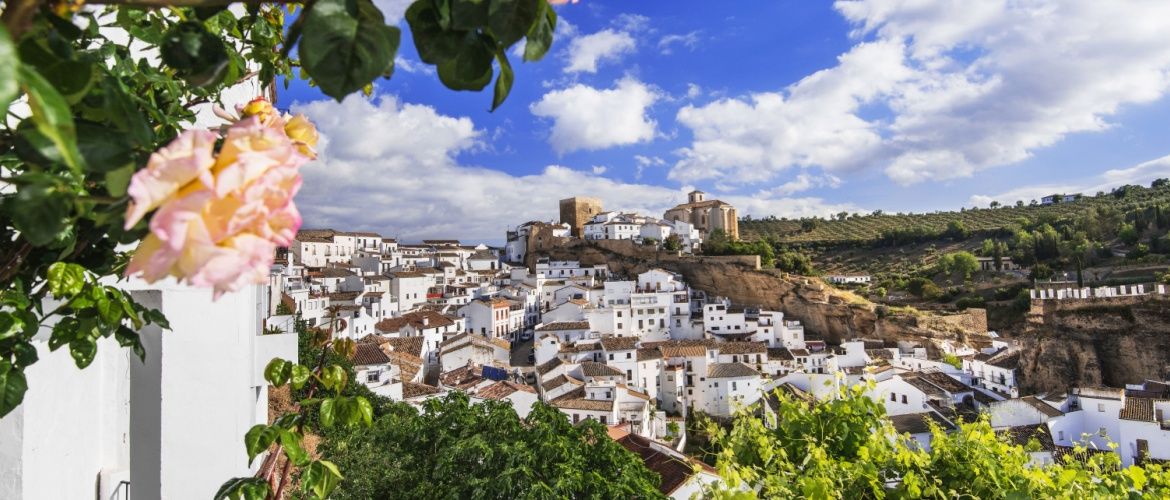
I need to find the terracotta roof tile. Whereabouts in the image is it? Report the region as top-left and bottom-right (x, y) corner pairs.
(550, 387), (613, 411)
(600, 336), (639, 351)
(350, 342), (392, 366)
(707, 363), (759, 378)
(580, 362), (624, 378)
(402, 382), (442, 399)
(716, 341), (767, 355)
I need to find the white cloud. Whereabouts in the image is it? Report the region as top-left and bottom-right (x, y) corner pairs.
(672, 1), (1170, 187)
(372, 0), (412, 24)
(685, 83), (702, 99)
(530, 78), (660, 154)
(613, 13), (651, 33)
(563, 29), (636, 73)
(291, 96), (854, 242)
(763, 173), (843, 197)
(671, 40), (910, 184)
(634, 154), (666, 179)
(591, 165), (608, 175)
(969, 154), (1170, 207)
(394, 56), (433, 75)
(658, 31), (701, 54)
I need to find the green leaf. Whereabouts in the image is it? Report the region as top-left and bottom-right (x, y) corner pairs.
(263, 358), (291, 387)
(319, 397), (336, 428)
(437, 33), (493, 91)
(319, 364), (347, 392)
(243, 424), (277, 463)
(18, 39), (96, 104)
(145, 308), (171, 329)
(76, 122), (135, 173)
(279, 428), (310, 466)
(355, 396), (373, 426)
(69, 336), (98, 368)
(12, 341), (39, 369)
(49, 318), (79, 351)
(450, 0), (490, 31)
(290, 364), (312, 390)
(491, 49), (514, 111)
(0, 312), (22, 341)
(0, 25), (18, 110)
(7, 174), (72, 246)
(104, 164), (135, 198)
(47, 262), (87, 298)
(488, 0), (541, 47)
(213, 477), (270, 500)
(301, 460), (343, 499)
(19, 66), (82, 171)
(298, 0), (401, 100)
(100, 77), (153, 147)
(523, 0), (556, 62)
(161, 21), (230, 88)
(0, 360), (28, 417)
(405, 0), (463, 65)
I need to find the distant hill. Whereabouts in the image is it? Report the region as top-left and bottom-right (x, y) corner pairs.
(741, 183), (1170, 245)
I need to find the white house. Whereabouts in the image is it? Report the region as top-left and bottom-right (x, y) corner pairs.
(0, 282), (296, 499)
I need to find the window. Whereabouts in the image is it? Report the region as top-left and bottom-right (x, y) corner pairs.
(608, 353), (614, 360)
(714, 382), (719, 387)
(366, 371), (380, 383)
(732, 381), (738, 391)
(573, 414), (579, 424)
(627, 370), (632, 379)
(600, 415), (608, 424)
(626, 353), (631, 359)
(890, 393), (897, 402)
(901, 395), (907, 404)
(1058, 430), (1065, 441)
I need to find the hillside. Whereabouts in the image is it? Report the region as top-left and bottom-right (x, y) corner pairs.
(740, 183), (1170, 244)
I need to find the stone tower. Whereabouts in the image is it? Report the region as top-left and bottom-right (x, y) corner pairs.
(559, 197), (603, 238)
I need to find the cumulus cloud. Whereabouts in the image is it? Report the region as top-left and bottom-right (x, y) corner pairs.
(684, 83), (702, 99)
(563, 29), (636, 73)
(372, 0), (412, 24)
(291, 96), (856, 242)
(969, 154), (1170, 207)
(658, 31), (701, 54)
(671, 0), (1170, 187)
(530, 78), (660, 154)
(764, 173), (843, 197)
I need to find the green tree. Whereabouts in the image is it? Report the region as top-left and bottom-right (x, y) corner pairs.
(321, 392), (666, 499)
(950, 251), (979, 281)
(663, 234), (682, 252)
(1119, 222), (1140, 245)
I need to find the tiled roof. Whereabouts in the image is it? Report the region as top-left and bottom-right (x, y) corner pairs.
(866, 349), (894, 360)
(707, 363), (759, 379)
(580, 362), (624, 377)
(536, 357), (564, 375)
(402, 382), (442, 399)
(1120, 397), (1166, 422)
(550, 387), (613, 411)
(615, 433), (716, 496)
(987, 350), (1021, 370)
(320, 267), (356, 278)
(350, 342), (392, 366)
(536, 321), (590, 332)
(376, 311), (454, 333)
(382, 336), (424, 358)
(384, 349), (423, 381)
(890, 412), (953, 434)
(767, 348), (795, 361)
(998, 424), (1054, 451)
(440, 364), (486, 390)
(327, 291), (361, 302)
(391, 271), (427, 278)
(789, 349), (810, 357)
(477, 381), (536, 400)
(636, 348), (663, 361)
(903, 375), (947, 397)
(542, 374), (584, 391)
(358, 334), (390, 345)
(1020, 395), (1064, 418)
(917, 371), (972, 394)
(716, 341), (767, 354)
(600, 336), (639, 351)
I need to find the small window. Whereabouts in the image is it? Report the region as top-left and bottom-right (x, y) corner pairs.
(901, 395), (907, 404)
(890, 393), (897, 402)
(600, 415), (608, 424)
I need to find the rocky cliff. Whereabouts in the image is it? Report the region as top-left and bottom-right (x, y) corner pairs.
(538, 240), (988, 354)
(1015, 297), (1170, 393)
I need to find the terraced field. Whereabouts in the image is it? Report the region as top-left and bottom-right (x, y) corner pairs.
(741, 185), (1170, 244)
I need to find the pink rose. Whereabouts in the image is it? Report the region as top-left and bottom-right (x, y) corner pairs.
(124, 102), (312, 298)
(124, 130), (218, 229)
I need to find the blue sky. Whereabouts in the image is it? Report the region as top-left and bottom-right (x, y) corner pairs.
(279, 0), (1170, 243)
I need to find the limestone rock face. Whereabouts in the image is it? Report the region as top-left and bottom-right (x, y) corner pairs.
(1016, 297), (1170, 393)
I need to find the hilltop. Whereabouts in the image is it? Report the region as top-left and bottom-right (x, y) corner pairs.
(740, 182), (1170, 245)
